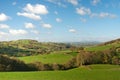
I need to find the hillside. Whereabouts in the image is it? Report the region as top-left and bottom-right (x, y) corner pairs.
(86, 38), (120, 51)
(0, 39), (71, 56)
(99, 38), (120, 45)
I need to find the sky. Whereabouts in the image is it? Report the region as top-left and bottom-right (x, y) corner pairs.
(0, 0), (120, 42)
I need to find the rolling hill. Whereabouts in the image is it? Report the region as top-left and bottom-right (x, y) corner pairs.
(86, 38), (120, 51)
(0, 38), (120, 72)
(0, 39), (71, 56)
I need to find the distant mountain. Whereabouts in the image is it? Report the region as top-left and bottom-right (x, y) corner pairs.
(65, 41), (101, 47)
(0, 39), (71, 56)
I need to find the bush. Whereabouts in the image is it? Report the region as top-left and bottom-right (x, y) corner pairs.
(0, 55), (29, 71)
(64, 57), (77, 69)
(112, 56), (120, 65)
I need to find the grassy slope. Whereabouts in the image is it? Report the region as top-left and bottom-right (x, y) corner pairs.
(86, 45), (113, 51)
(18, 51), (78, 64)
(0, 64), (119, 80)
(86, 43), (120, 51)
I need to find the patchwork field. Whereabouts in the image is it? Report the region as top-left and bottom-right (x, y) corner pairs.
(0, 64), (119, 80)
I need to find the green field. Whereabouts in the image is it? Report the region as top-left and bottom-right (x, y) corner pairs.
(0, 64), (119, 80)
(18, 51), (78, 64)
(86, 43), (120, 51)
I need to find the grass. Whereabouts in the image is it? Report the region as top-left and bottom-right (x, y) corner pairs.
(86, 45), (112, 51)
(86, 43), (120, 51)
(0, 64), (119, 80)
(18, 51), (78, 64)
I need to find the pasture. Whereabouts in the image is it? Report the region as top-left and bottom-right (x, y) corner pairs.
(0, 64), (119, 80)
(18, 51), (78, 64)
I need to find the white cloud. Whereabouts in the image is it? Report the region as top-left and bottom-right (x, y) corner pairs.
(9, 29), (28, 35)
(90, 12), (117, 18)
(54, 11), (58, 15)
(76, 7), (91, 15)
(91, 0), (100, 6)
(99, 13), (108, 18)
(0, 13), (9, 21)
(17, 12), (41, 20)
(47, 0), (66, 7)
(90, 13), (97, 17)
(0, 31), (8, 37)
(69, 29), (76, 33)
(31, 30), (40, 34)
(47, 0), (56, 3)
(12, 2), (17, 5)
(67, 0), (78, 5)
(17, 3), (48, 20)
(99, 12), (117, 18)
(25, 22), (35, 29)
(0, 24), (10, 29)
(56, 18), (62, 22)
(80, 18), (86, 22)
(42, 23), (52, 29)
(24, 3), (48, 15)
(76, 6), (117, 19)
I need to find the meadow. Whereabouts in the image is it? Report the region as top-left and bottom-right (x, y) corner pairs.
(18, 51), (78, 64)
(86, 42), (120, 51)
(0, 64), (119, 80)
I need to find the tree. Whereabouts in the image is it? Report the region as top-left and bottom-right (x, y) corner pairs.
(52, 63), (60, 70)
(0, 64), (5, 71)
(64, 57), (77, 69)
(112, 56), (120, 65)
(76, 51), (85, 67)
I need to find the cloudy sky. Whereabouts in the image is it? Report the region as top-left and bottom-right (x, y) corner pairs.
(0, 0), (120, 42)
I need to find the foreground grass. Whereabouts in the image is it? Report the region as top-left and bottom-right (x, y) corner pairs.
(0, 64), (119, 80)
(19, 51), (77, 64)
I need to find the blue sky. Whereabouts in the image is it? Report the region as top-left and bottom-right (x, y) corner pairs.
(0, 0), (120, 42)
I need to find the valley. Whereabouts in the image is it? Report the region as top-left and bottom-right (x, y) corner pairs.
(0, 0), (120, 80)
(0, 39), (119, 80)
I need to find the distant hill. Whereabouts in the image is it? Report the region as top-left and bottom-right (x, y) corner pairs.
(66, 41), (100, 47)
(0, 39), (71, 56)
(1, 38), (120, 56)
(99, 38), (120, 46)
